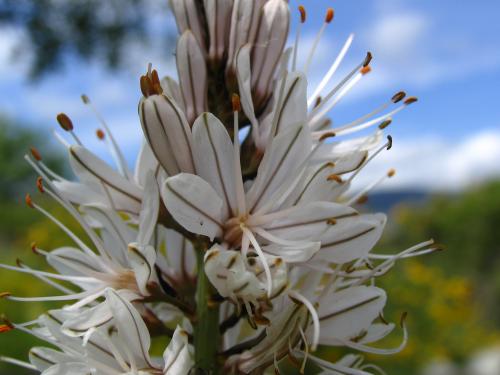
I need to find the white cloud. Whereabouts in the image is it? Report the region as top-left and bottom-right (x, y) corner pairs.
(351, 129), (500, 192)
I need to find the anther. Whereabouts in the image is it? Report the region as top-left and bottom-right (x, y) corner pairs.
(36, 176), (44, 193)
(0, 324), (13, 333)
(356, 195), (369, 205)
(204, 250), (220, 263)
(325, 8), (334, 23)
(31, 242), (39, 254)
(232, 93), (241, 112)
(363, 52), (373, 67)
(0, 292), (11, 299)
(81, 94), (90, 104)
(400, 311), (408, 328)
(96, 129), (105, 140)
(392, 91), (406, 103)
(386, 135), (393, 150)
(378, 118), (392, 130)
(360, 66), (371, 75)
(25, 194), (34, 209)
(298, 5), (306, 23)
(432, 243), (446, 251)
(327, 174), (342, 183)
(327, 218), (337, 225)
(30, 147), (42, 161)
(319, 131), (336, 141)
(387, 169), (396, 178)
(56, 113), (73, 131)
(404, 96), (418, 105)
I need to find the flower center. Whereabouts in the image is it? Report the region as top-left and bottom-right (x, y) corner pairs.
(223, 214), (249, 247)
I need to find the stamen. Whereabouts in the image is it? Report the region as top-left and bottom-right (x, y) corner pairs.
(81, 94), (132, 179)
(310, 51), (372, 121)
(96, 129), (105, 140)
(308, 34), (354, 107)
(298, 326), (309, 373)
(30, 147), (42, 161)
(347, 135), (393, 184)
(232, 94), (247, 216)
(392, 91), (406, 103)
(24, 155), (114, 265)
(303, 8), (334, 75)
(404, 96), (418, 105)
(292, 6), (306, 71)
(242, 226), (273, 297)
(345, 168), (396, 206)
(0, 356), (37, 371)
(57, 113), (82, 145)
(36, 176), (44, 193)
(18, 262), (76, 294)
(25, 193), (34, 209)
(321, 102), (407, 137)
(0, 263), (98, 283)
(288, 290), (320, 351)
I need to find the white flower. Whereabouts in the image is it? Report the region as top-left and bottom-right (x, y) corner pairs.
(0, 1), (437, 375)
(7, 288), (193, 374)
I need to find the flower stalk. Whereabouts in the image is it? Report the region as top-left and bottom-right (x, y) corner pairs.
(194, 239), (220, 372)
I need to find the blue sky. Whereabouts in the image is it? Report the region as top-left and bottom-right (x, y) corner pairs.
(0, 0), (499, 191)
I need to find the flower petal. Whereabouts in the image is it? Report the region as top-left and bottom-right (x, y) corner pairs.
(128, 243), (157, 296)
(163, 325), (194, 374)
(318, 286), (387, 343)
(137, 172), (160, 246)
(134, 140), (160, 188)
(263, 201), (358, 241)
(246, 124), (312, 212)
(162, 173), (224, 240)
(104, 288), (153, 367)
(192, 112), (237, 219)
(314, 213), (387, 264)
(68, 145), (142, 213)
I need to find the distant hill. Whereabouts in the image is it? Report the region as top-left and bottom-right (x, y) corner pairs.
(362, 190), (430, 213)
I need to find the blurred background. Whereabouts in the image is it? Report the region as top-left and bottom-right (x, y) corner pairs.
(0, 0), (499, 374)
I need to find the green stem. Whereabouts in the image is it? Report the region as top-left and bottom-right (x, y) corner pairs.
(194, 241), (220, 373)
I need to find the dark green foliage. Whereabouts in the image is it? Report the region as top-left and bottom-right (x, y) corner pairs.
(0, 0), (168, 77)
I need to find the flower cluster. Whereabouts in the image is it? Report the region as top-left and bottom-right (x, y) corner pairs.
(0, 1), (440, 374)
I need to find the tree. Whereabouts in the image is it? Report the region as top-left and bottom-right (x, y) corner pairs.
(0, 0), (172, 77)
